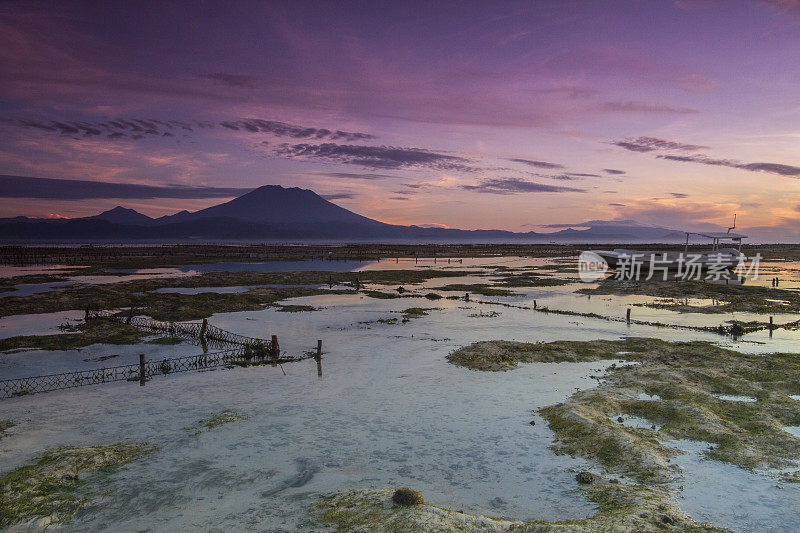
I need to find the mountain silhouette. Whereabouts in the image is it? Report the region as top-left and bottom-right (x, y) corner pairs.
(0, 184), (689, 243)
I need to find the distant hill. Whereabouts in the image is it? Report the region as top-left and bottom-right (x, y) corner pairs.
(178, 185), (385, 227)
(86, 206), (156, 226)
(0, 184), (695, 243)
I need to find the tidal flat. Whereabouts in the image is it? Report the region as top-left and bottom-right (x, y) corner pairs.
(1, 245), (800, 531)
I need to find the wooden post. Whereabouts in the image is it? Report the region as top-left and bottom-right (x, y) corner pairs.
(769, 316), (774, 330)
(271, 335), (280, 359)
(139, 353), (146, 386)
(626, 308), (631, 324)
(126, 305), (134, 324)
(316, 339), (323, 377)
(533, 300), (537, 309)
(85, 304), (90, 321)
(200, 318), (208, 339)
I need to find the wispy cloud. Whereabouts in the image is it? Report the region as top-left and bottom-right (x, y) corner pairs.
(276, 143), (474, 171)
(508, 158), (564, 169)
(0, 175), (252, 200)
(540, 219), (647, 228)
(612, 136), (800, 178)
(15, 117), (374, 142)
(461, 178), (585, 194)
(658, 154), (800, 177)
(603, 168), (626, 175)
(220, 119), (373, 141)
(312, 172), (395, 180)
(320, 192), (355, 200)
(612, 136), (710, 153)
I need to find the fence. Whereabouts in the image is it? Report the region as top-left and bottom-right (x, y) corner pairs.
(91, 310), (274, 350)
(1, 313), (322, 399)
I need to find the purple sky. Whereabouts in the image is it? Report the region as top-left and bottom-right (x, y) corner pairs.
(1, 0), (799, 239)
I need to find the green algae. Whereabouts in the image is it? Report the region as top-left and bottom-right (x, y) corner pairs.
(494, 272), (572, 288)
(0, 420), (14, 440)
(391, 488), (425, 506)
(437, 283), (518, 296)
(446, 340), (631, 371)
(580, 279), (800, 314)
(0, 269), (473, 321)
(400, 307), (437, 322)
(314, 485), (728, 532)
(449, 338), (800, 483)
(0, 319), (148, 352)
(275, 304), (316, 312)
(188, 410), (246, 435)
(0, 442), (151, 529)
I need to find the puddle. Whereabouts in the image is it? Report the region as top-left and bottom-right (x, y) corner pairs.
(609, 414), (661, 431)
(636, 392), (661, 401)
(783, 426), (800, 438)
(712, 394), (757, 402)
(669, 439), (800, 532)
(0, 265), (86, 277)
(1, 281), (76, 298)
(0, 310), (85, 339)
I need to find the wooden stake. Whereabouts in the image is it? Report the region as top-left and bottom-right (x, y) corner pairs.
(271, 335), (280, 359)
(316, 339), (323, 377)
(626, 308), (631, 323)
(139, 353), (146, 386)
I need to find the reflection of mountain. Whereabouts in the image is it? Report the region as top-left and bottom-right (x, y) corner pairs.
(0, 184), (692, 243)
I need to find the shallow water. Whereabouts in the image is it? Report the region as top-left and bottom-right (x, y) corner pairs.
(2, 256), (800, 531)
(1, 331), (611, 530)
(0, 265), (86, 277)
(0, 340), (203, 379)
(670, 439), (800, 532)
(151, 284), (350, 295)
(1, 280), (76, 298)
(782, 426), (800, 438)
(712, 394), (757, 402)
(178, 260), (373, 273)
(609, 414), (661, 431)
(0, 310), (85, 339)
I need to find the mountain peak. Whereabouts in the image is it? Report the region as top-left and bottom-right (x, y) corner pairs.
(87, 206), (154, 226)
(185, 183), (379, 226)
